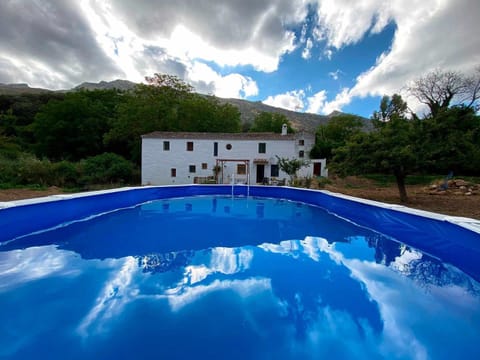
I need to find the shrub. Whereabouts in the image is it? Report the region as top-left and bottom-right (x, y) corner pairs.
(80, 153), (134, 185)
(316, 176), (332, 188)
(51, 161), (80, 188)
(0, 153), (56, 186)
(16, 155), (54, 186)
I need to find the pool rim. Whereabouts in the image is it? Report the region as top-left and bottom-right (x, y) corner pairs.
(1, 184), (479, 234)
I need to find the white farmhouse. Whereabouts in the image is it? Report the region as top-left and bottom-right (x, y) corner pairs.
(141, 126), (327, 185)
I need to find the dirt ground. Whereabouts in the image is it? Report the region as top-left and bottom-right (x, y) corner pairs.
(322, 176), (480, 220)
(1, 177), (479, 220)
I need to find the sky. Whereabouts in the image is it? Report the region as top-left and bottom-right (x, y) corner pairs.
(0, 0), (479, 118)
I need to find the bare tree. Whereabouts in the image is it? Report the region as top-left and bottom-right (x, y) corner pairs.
(463, 66), (480, 110)
(407, 67), (480, 116)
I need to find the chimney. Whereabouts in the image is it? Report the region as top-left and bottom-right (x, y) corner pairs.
(281, 123), (287, 136)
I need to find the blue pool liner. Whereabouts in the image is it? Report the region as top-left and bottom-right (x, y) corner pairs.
(1, 185), (480, 281)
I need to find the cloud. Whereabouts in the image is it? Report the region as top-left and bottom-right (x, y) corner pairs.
(0, 0), (123, 89)
(302, 38), (314, 60)
(306, 88), (352, 115)
(328, 69), (343, 80)
(316, 0), (480, 113)
(107, 0), (309, 72)
(306, 90), (327, 113)
(315, 0), (391, 50)
(323, 48), (334, 60)
(0, 0), (478, 115)
(322, 88), (353, 114)
(187, 61), (259, 98)
(263, 90), (306, 111)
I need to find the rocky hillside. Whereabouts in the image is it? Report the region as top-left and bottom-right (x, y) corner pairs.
(217, 97), (334, 132)
(0, 83), (53, 94)
(74, 79), (137, 91)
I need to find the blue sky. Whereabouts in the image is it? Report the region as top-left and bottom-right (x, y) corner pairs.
(0, 1), (478, 119)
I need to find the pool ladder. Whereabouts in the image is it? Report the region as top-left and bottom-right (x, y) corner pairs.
(231, 174), (250, 199)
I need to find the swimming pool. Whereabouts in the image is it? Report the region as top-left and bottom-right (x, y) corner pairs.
(1, 185), (480, 359)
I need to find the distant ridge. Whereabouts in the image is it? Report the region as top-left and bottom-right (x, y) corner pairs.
(0, 79), (369, 131)
(74, 79), (137, 91)
(216, 97), (334, 132)
(0, 83), (53, 94)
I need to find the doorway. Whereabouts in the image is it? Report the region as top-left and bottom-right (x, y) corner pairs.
(256, 164), (265, 183)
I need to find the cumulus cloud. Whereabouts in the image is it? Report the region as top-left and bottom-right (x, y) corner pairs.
(187, 61), (258, 98)
(320, 88), (353, 114)
(107, 0), (309, 72)
(263, 90), (306, 111)
(0, 0), (123, 88)
(306, 90), (327, 113)
(315, 0), (391, 50)
(315, 0), (480, 113)
(304, 88), (352, 115)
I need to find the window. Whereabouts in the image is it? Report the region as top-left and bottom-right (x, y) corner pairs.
(214, 142), (218, 156)
(237, 164), (246, 175)
(163, 141), (170, 151)
(171, 168), (176, 177)
(189, 165), (196, 173)
(202, 163), (208, 170)
(226, 144), (232, 150)
(298, 139), (304, 146)
(187, 141), (194, 151)
(258, 142), (266, 153)
(270, 164), (279, 177)
(299, 150), (305, 158)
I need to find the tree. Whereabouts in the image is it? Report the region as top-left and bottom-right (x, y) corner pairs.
(33, 90), (121, 161)
(33, 90), (120, 161)
(276, 156), (309, 183)
(104, 77), (193, 162)
(333, 95), (418, 202)
(249, 112), (294, 133)
(417, 106), (480, 175)
(310, 114), (364, 159)
(0, 129), (22, 159)
(145, 73), (194, 93)
(105, 75), (242, 163)
(80, 152), (134, 184)
(408, 67), (480, 117)
(372, 94), (408, 122)
(178, 96), (241, 133)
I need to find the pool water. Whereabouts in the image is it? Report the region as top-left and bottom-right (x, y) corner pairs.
(1, 196), (479, 359)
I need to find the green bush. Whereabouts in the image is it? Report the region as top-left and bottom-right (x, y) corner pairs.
(80, 152), (134, 185)
(16, 155), (54, 186)
(0, 153), (54, 186)
(316, 176), (332, 188)
(51, 161), (80, 188)
(0, 156), (17, 185)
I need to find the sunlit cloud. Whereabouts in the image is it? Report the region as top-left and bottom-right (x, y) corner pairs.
(263, 90), (306, 111)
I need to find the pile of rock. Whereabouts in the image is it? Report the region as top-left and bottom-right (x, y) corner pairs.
(427, 179), (478, 196)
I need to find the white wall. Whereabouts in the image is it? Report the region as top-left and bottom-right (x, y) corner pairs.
(142, 133), (326, 185)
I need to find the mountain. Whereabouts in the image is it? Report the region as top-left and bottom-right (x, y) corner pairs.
(74, 79), (137, 91)
(0, 83), (53, 95)
(217, 97), (338, 132)
(0, 80), (369, 131)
